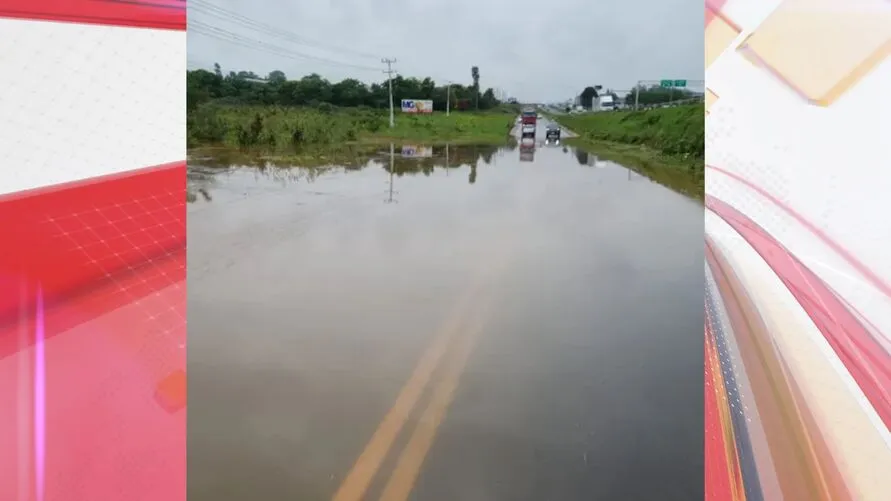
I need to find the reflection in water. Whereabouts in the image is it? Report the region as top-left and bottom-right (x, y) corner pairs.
(401, 145), (433, 158)
(187, 143), (627, 205)
(519, 139), (535, 163)
(386, 143), (398, 203)
(188, 137), (703, 501)
(392, 142), (478, 187)
(187, 166), (220, 203)
(387, 144), (499, 177)
(480, 149), (495, 165)
(188, 143), (501, 203)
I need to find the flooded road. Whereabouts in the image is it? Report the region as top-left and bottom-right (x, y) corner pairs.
(188, 141), (704, 501)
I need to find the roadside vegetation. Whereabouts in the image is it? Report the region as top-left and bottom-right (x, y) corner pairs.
(553, 104), (704, 199)
(573, 84), (700, 111)
(188, 104), (517, 150)
(187, 65), (518, 151)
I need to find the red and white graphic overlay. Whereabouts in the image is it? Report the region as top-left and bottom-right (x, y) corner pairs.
(705, 0), (891, 499)
(0, 2), (186, 501)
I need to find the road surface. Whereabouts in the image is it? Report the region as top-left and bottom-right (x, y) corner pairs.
(188, 138), (703, 501)
(510, 115), (576, 140)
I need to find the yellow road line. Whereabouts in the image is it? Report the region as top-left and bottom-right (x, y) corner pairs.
(332, 237), (515, 501)
(378, 296), (491, 501)
(330, 274), (487, 501)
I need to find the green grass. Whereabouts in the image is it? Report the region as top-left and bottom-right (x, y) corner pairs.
(187, 104), (517, 151)
(368, 112), (516, 144)
(552, 105), (704, 199)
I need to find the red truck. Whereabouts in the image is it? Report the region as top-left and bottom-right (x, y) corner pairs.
(521, 110), (537, 125)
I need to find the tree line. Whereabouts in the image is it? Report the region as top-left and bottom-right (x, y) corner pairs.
(622, 85), (701, 107)
(188, 64), (503, 112)
(576, 84), (701, 109)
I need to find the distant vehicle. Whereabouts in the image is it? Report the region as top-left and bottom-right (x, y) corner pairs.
(521, 124), (536, 138)
(599, 95), (617, 111)
(521, 110), (537, 126)
(545, 125), (561, 143)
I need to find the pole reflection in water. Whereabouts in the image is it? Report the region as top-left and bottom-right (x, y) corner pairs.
(385, 143), (397, 204)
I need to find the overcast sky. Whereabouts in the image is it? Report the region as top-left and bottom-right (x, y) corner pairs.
(187, 0), (704, 103)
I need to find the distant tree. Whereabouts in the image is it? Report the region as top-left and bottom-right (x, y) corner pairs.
(471, 66), (480, 109)
(266, 70), (287, 84)
(186, 65), (502, 111)
(623, 85), (697, 107)
(580, 86), (599, 109)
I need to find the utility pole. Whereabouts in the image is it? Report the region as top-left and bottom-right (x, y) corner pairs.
(446, 82), (451, 117)
(382, 58), (397, 128)
(634, 80), (641, 111)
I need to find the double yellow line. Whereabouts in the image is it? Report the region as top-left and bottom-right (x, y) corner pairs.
(332, 244), (513, 501)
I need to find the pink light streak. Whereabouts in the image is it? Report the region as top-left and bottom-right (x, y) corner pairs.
(34, 286), (45, 501)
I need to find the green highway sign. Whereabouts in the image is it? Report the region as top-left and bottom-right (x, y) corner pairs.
(660, 79), (672, 87)
(660, 79), (688, 88)
(674, 79), (687, 87)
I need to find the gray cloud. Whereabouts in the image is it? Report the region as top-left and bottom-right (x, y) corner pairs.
(188, 0), (704, 102)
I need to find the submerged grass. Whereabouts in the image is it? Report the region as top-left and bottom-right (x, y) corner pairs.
(564, 138), (704, 199)
(553, 105), (704, 199)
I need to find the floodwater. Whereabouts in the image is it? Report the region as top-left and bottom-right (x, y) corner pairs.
(188, 132), (704, 500)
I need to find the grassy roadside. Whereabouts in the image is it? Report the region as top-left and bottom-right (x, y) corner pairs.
(549, 105), (704, 199)
(188, 104), (517, 152)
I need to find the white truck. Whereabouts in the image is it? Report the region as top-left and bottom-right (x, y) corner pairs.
(598, 94), (617, 111)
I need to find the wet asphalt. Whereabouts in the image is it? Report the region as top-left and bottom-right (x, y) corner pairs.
(187, 119), (704, 501)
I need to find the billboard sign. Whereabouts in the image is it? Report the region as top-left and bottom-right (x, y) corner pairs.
(401, 99), (434, 113)
(401, 145), (433, 158)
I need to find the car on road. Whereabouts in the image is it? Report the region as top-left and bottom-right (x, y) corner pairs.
(521, 124), (536, 139)
(545, 125), (561, 143)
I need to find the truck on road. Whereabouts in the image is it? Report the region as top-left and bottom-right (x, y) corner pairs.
(598, 95), (617, 111)
(520, 108), (537, 139)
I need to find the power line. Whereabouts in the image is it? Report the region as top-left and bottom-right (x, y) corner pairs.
(187, 20), (471, 91)
(189, 20), (383, 73)
(189, 0), (384, 61)
(189, 0), (482, 88)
